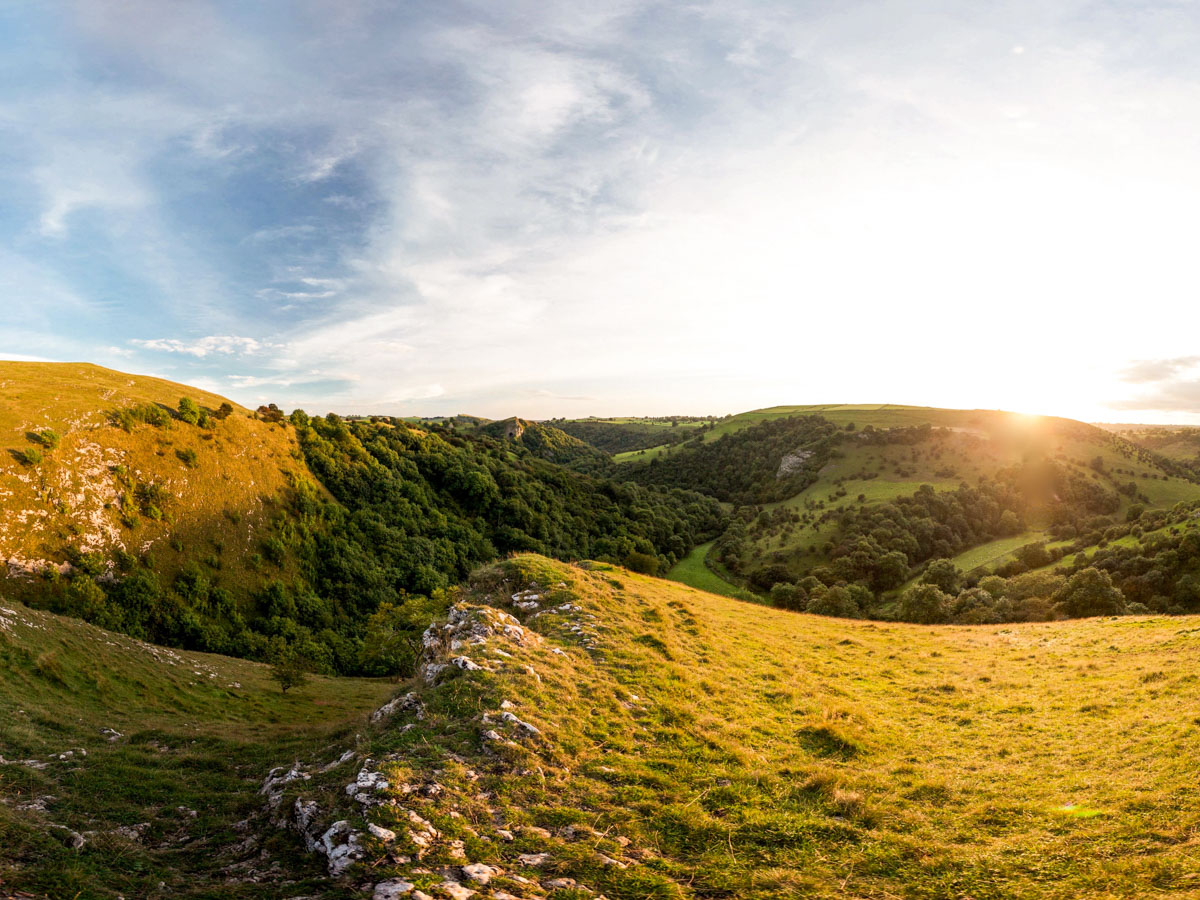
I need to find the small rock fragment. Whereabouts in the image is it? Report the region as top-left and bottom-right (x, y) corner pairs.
(374, 879), (415, 899)
(462, 862), (498, 884)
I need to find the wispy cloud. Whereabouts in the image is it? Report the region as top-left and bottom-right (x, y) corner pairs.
(1120, 357), (1200, 385)
(4, 2), (1200, 420)
(1112, 357), (1200, 413)
(131, 336), (271, 357)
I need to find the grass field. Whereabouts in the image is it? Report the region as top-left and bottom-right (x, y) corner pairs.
(258, 554), (1200, 899)
(613, 442), (685, 463)
(665, 540), (758, 601)
(0, 597), (393, 898)
(948, 531), (1049, 573)
(8, 555), (1200, 897)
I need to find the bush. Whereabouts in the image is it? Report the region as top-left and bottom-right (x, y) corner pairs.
(921, 558), (962, 594)
(807, 586), (860, 618)
(624, 551), (660, 575)
(177, 397), (202, 425)
(108, 403), (172, 431)
(898, 584), (951, 624)
(1053, 567), (1126, 618)
(29, 429), (60, 450)
(770, 582), (808, 611)
(269, 652), (311, 694)
(750, 563), (792, 592)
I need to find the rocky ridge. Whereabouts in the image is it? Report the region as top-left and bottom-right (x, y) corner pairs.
(252, 565), (651, 900)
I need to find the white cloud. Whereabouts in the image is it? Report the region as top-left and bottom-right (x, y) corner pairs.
(8, 1), (1200, 422)
(131, 336), (270, 357)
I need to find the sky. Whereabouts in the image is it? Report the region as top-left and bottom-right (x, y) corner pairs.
(3, 1), (1200, 423)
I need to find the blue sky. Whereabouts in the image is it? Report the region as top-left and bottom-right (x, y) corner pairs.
(4, 1), (1200, 421)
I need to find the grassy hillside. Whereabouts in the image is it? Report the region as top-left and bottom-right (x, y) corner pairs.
(551, 417), (715, 458)
(8, 553), (1200, 897)
(0, 361), (307, 591)
(248, 554), (1200, 899)
(0, 596), (392, 898)
(664, 539), (758, 602)
(1108, 425), (1200, 480)
(618, 406), (1200, 598)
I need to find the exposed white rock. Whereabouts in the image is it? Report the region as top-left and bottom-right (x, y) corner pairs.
(499, 711), (540, 736)
(319, 820), (365, 876)
(320, 749), (357, 772)
(293, 798), (322, 851)
(777, 447), (814, 478)
(420, 604), (541, 682)
(113, 822), (151, 842)
(260, 762), (311, 809)
(371, 692), (423, 723)
(461, 862), (498, 884)
(346, 763), (390, 804)
(373, 879), (415, 899)
(368, 822), (397, 843)
(48, 823), (86, 850)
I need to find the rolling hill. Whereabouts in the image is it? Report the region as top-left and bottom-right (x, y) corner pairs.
(0, 363), (724, 678)
(6, 554), (1200, 898)
(608, 405), (1200, 602)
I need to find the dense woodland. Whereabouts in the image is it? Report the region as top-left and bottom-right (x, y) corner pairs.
(473, 419), (610, 473)
(621, 415), (845, 504)
(552, 417), (716, 455)
(38, 409), (723, 677)
(22, 397), (1200, 675)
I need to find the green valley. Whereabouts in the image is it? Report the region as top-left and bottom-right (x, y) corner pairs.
(6, 364), (1200, 898)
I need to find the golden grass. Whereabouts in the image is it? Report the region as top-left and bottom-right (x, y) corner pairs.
(0, 362), (307, 590)
(344, 555), (1200, 898)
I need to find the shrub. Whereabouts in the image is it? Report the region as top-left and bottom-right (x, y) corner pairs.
(807, 585), (861, 618)
(921, 558), (962, 594)
(899, 584), (951, 624)
(750, 563), (791, 591)
(269, 652), (311, 694)
(176, 397), (201, 425)
(770, 582), (807, 611)
(624, 551), (660, 576)
(1053, 567), (1126, 618)
(29, 429), (61, 450)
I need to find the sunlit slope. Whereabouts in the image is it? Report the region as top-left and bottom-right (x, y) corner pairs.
(0, 597), (392, 898)
(268, 555), (1200, 899)
(616, 404), (979, 461)
(0, 361), (307, 588)
(615, 405), (1200, 589)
